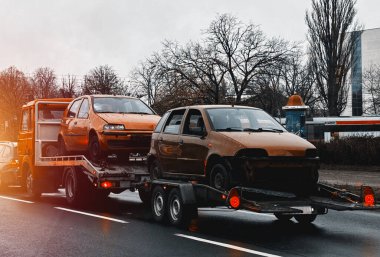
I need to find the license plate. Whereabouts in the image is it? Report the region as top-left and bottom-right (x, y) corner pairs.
(120, 181), (131, 188)
(291, 206), (313, 214)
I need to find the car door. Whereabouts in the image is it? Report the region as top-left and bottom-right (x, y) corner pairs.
(157, 109), (185, 173)
(63, 98), (83, 150)
(73, 97), (91, 151)
(178, 109), (209, 175)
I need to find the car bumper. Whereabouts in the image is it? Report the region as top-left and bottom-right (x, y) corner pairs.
(99, 131), (152, 152)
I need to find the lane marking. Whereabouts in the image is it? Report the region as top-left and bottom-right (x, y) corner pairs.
(0, 195), (34, 204)
(54, 207), (129, 224)
(175, 234), (281, 257)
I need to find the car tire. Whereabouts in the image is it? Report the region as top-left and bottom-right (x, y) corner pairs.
(149, 159), (162, 180)
(274, 213), (293, 222)
(210, 163), (230, 191)
(88, 133), (104, 161)
(167, 188), (195, 228)
(25, 165), (41, 199)
(151, 185), (167, 222)
(58, 136), (68, 156)
(294, 214), (317, 224)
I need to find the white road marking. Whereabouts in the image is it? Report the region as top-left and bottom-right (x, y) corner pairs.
(0, 195), (34, 204)
(175, 234), (281, 257)
(54, 207), (129, 224)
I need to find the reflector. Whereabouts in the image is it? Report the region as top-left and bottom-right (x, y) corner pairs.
(227, 188), (241, 209)
(362, 186), (375, 207)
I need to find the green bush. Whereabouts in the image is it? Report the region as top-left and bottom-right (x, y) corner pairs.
(315, 136), (380, 165)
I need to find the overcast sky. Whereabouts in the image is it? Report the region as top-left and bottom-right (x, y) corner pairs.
(0, 0), (379, 80)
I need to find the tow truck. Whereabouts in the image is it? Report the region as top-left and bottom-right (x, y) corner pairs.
(16, 98), (150, 205)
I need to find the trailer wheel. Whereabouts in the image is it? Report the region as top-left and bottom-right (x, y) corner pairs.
(274, 213), (293, 222)
(210, 163), (230, 191)
(25, 166), (41, 198)
(167, 188), (194, 228)
(149, 160), (162, 180)
(151, 186), (167, 222)
(294, 214), (317, 224)
(138, 189), (151, 204)
(65, 167), (88, 206)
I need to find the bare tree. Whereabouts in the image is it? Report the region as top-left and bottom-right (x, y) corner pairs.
(59, 74), (78, 98)
(206, 14), (292, 104)
(31, 67), (59, 98)
(0, 67), (32, 140)
(82, 65), (125, 95)
(306, 0), (361, 116)
(362, 64), (380, 115)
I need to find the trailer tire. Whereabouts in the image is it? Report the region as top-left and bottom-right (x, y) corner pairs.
(294, 214), (317, 224)
(25, 165), (41, 198)
(210, 163), (230, 191)
(151, 186), (167, 222)
(138, 189), (150, 204)
(65, 167), (88, 206)
(274, 213), (293, 222)
(167, 188), (194, 228)
(149, 160), (162, 180)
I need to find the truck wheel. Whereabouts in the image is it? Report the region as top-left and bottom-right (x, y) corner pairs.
(210, 163), (230, 191)
(138, 189), (151, 204)
(151, 186), (167, 222)
(167, 188), (194, 228)
(65, 167), (88, 206)
(25, 166), (41, 198)
(274, 213), (293, 222)
(149, 160), (162, 180)
(294, 214), (317, 224)
(88, 134), (103, 161)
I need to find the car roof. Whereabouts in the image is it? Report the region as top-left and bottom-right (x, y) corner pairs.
(87, 94), (139, 99)
(168, 105), (261, 112)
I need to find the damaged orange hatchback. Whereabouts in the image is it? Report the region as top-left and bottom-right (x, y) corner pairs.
(58, 95), (161, 160)
(148, 105), (319, 194)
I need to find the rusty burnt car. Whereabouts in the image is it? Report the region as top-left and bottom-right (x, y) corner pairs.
(148, 105), (319, 194)
(58, 95), (161, 160)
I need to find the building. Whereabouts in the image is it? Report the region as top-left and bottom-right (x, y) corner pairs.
(342, 28), (380, 116)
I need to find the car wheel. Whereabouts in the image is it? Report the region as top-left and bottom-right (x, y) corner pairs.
(151, 185), (167, 222)
(167, 188), (195, 228)
(210, 163), (230, 191)
(88, 133), (103, 161)
(294, 214), (317, 224)
(149, 159), (162, 180)
(58, 136), (68, 156)
(25, 166), (41, 198)
(274, 213), (293, 222)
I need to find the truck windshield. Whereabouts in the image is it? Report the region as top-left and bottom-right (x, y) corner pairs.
(206, 108), (285, 132)
(93, 97), (154, 114)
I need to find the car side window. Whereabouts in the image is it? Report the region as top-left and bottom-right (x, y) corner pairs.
(154, 112), (170, 133)
(21, 110), (30, 131)
(78, 98), (90, 119)
(183, 109), (205, 136)
(68, 99), (82, 118)
(163, 109), (185, 134)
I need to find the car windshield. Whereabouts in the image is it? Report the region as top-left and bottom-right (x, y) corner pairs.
(93, 97), (154, 114)
(206, 108), (286, 132)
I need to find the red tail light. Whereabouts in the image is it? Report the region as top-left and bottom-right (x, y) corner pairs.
(227, 188), (241, 209)
(101, 181), (112, 189)
(362, 186), (375, 207)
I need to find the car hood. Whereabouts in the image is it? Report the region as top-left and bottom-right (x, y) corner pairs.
(97, 113), (161, 130)
(218, 131), (315, 156)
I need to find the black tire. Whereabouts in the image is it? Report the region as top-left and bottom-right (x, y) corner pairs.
(210, 163), (230, 191)
(65, 167), (89, 206)
(167, 188), (195, 228)
(149, 159), (162, 180)
(138, 189), (151, 204)
(274, 213), (293, 222)
(88, 133), (103, 161)
(25, 165), (41, 198)
(58, 136), (68, 156)
(151, 186), (167, 222)
(294, 214), (317, 224)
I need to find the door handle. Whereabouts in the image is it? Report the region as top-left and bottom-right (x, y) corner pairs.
(178, 139), (184, 145)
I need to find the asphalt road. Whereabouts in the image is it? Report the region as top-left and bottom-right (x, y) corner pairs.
(0, 188), (379, 257)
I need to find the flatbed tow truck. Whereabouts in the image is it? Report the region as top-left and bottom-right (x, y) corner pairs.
(9, 98), (379, 227)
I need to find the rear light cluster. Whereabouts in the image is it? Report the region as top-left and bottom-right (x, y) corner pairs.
(227, 188), (241, 209)
(362, 186), (376, 207)
(101, 181), (113, 189)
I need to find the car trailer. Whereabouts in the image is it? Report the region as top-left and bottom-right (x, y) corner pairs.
(136, 180), (379, 227)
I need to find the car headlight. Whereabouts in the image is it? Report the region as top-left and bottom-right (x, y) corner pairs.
(103, 124), (125, 130)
